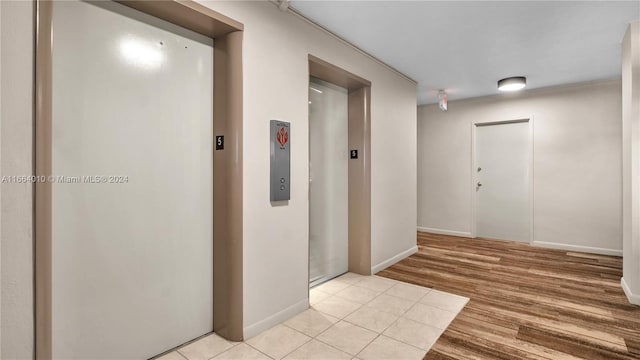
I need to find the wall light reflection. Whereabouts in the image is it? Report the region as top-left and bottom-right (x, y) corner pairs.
(119, 37), (164, 70)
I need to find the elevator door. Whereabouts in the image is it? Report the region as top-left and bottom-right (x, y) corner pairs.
(52, 1), (214, 358)
(309, 78), (349, 287)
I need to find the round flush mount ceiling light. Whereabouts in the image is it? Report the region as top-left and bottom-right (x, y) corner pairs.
(497, 76), (527, 92)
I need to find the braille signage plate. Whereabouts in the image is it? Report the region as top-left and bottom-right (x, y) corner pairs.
(270, 120), (290, 201)
(216, 135), (224, 150)
(350, 149), (358, 159)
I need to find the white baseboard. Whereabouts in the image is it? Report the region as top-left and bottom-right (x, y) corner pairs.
(417, 226), (473, 238)
(531, 241), (622, 256)
(621, 277), (640, 305)
(243, 298), (308, 340)
(371, 246), (418, 274)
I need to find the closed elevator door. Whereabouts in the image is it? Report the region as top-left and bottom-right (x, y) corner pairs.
(309, 78), (349, 287)
(476, 121), (530, 242)
(52, 1), (214, 358)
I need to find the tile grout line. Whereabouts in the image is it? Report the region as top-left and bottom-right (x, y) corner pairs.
(176, 274), (464, 360)
(256, 274), (464, 359)
(313, 333), (374, 358)
(353, 333), (383, 359)
(274, 323), (316, 359)
(309, 281), (391, 358)
(372, 289), (434, 353)
(234, 341), (275, 360)
(243, 341), (276, 360)
(176, 350), (189, 360)
(305, 323), (363, 358)
(366, 282), (455, 354)
(383, 315), (446, 352)
(279, 335), (313, 359)
(313, 278), (430, 358)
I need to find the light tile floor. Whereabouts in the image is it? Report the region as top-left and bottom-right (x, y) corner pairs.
(158, 273), (469, 360)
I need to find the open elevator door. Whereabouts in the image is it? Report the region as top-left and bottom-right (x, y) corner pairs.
(308, 77), (349, 287)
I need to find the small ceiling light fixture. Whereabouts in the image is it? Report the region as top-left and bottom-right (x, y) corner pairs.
(497, 76), (527, 92)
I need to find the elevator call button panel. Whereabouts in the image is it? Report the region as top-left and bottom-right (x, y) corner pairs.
(270, 120), (290, 201)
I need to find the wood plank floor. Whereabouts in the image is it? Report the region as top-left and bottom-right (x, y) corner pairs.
(377, 232), (640, 360)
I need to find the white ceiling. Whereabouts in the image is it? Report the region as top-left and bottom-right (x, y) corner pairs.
(290, 1), (640, 105)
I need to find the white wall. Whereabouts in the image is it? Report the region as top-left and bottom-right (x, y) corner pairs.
(418, 80), (622, 255)
(0, 1), (34, 359)
(196, 0), (417, 338)
(622, 21), (640, 305)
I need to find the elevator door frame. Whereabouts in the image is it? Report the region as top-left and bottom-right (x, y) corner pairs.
(308, 55), (372, 288)
(34, 1), (245, 358)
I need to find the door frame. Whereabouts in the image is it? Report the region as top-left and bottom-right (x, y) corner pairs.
(34, 1), (244, 358)
(470, 117), (534, 244)
(307, 55), (372, 285)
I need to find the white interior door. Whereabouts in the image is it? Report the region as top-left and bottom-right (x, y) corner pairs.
(309, 78), (349, 287)
(52, 1), (213, 358)
(476, 121), (530, 242)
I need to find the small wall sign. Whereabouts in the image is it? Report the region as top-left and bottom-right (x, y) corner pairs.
(350, 149), (358, 159)
(216, 135), (224, 150)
